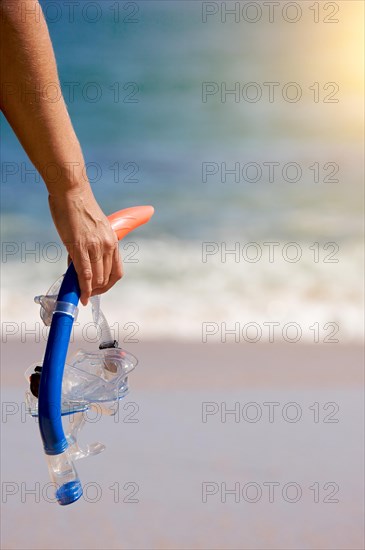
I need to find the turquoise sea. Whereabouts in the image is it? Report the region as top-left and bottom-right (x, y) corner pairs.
(1, 1), (363, 340)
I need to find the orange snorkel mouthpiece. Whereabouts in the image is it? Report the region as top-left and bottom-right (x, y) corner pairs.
(108, 205), (155, 240)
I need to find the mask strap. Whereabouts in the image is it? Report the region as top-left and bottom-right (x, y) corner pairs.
(90, 295), (118, 349)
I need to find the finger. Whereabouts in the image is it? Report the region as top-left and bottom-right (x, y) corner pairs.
(72, 248), (93, 306)
(88, 240), (105, 294)
(91, 246), (123, 296)
(90, 252), (112, 295)
(102, 248), (113, 288)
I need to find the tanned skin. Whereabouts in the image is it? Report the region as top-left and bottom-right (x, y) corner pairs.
(0, 0), (123, 305)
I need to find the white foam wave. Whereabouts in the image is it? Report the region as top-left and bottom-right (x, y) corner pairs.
(1, 238), (363, 342)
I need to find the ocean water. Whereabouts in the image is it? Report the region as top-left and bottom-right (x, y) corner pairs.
(1, 1), (364, 340)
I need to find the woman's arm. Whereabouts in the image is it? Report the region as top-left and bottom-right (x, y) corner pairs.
(0, 0), (123, 305)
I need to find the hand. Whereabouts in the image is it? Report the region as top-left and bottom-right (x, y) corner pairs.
(48, 187), (123, 306)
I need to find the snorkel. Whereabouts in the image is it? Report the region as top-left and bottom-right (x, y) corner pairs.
(26, 206), (154, 505)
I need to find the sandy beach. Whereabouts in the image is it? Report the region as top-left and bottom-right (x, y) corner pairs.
(1, 0), (363, 548)
(1, 341), (364, 550)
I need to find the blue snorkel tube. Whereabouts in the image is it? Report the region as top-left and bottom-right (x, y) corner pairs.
(38, 262), (83, 505)
(37, 206), (154, 505)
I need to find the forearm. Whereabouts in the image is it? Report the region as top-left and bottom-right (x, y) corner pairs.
(1, 0), (123, 304)
(0, 0), (87, 195)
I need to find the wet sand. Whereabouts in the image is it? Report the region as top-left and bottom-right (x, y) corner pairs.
(1, 340), (363, 389)
(1, 341), (364, 549)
